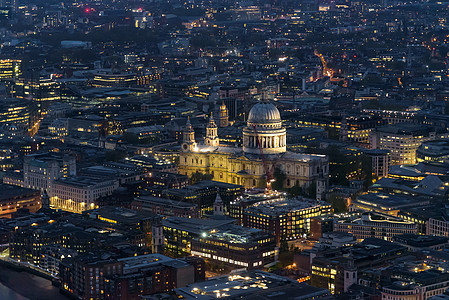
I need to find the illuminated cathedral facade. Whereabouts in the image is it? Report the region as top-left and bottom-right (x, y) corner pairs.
(178, 102), (329, 199)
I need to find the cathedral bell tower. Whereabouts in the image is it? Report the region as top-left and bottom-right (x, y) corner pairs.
(182, 117), (197, 152)
(218, 102), (229, 127)
(205, 113), (219, 147)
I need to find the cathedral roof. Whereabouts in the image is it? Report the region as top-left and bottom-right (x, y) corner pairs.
(247, 102), (281, 124)
(191, 145), (327, 162)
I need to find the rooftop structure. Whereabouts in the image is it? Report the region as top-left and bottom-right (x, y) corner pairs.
(351, 192), (431, 216)
(170, 271), (331, 299)
(334, 212), (417, 242)
(417, 140), (449, 163)
(230, 191), (332, 241)
(393, 234), (449, 251)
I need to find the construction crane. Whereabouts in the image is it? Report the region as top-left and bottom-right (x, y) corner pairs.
(253, 124), (275, 191)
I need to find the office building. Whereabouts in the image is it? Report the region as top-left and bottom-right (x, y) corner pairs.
(51, 176), (119, 213)
(23, 152), (76, 192)
(369, 124), (449, 165)
(230, 192), (332, 242)
(0, 59), (21, 80)
(0, 183), (41, 217)
(162, 217), (236, 257)
(190, 225), (278, 269)
(417, 140), (449, 163)
(170, 270), (331, 300)
(334, 213), (417, 242)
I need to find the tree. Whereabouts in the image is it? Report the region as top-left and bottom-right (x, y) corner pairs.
(327, 194), (347, 213)
(280, 240), (289, 253)
(189, 172), (213, 184)
(306, 182), (317, 199)
(104, 150), (127, 162)
(271, 167), (286, 190)
(121, 132), (139, 145)
(287, 185), (303, 197)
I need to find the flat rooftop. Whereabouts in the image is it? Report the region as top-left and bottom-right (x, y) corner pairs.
(54, 176), (116, 188)
(0, 184), (39, 201)
(354, 192), (430, 210)
(205, 224), (271, 244)
(136, 196), (197, 208)
(86, 206), (155, 224)
(244, 196), (329, 216)
(171, 271), (330, 300)
(118, 253), (189, 274)
(163, 217), (236, 235)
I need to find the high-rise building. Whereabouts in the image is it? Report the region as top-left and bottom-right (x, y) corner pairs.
(0, 59), (21, 80)
(11, 78), (60, 101)
(0, 98), (35, 134)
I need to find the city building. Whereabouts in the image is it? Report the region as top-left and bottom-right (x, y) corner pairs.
(39, 245), (78, 275)
(132, 195), (200, 218)
(178, 102), (329, 198)
(102, 254), (205, 300)
(162, 217), (236, 257)
(334, 213), (418, 242)
(369, 124), (449, 165)
(0, 183), (41, 217)
(190, 225), (278, 269)
(417, 140), (449, 163)
(164, 180), (243, 215)
(350, 192), (431, 216)
(11, 78), (60, 102)
(379, 267), (449, 300)
(310, 216), (335, 240)
(92, 71), (138, 88)
(61, 252), (201, 299)
(169, 271), (331, 299)
(387, 162), (449, 181)
(340, 115), (383, 146)
(313, 232), (356, 250)
(218, 102), (229, 127)
(50, 176), (119, 213)
(0, 98), (35, 134)
(0, 59), (21, 80)
(146, 171), (189, 190)
(230, 192), (333, 242)
(427, 218), (449, 237)
(311, 238), (406, 295)
(363, 149), (390, 178)
(392, 234), (449, 252)
(23, 152), (77, 191)
(370, 176), (449, 200)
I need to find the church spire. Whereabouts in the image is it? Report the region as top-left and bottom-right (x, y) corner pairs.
(42, 190), (50, 209)
(182, 117), (197, 152)
(205, 113), (219, 147)
(213, 188), (224, 216)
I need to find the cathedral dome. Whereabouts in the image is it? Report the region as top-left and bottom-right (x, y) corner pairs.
(243, 101), (286, 155)
(247, 102), (281, 124)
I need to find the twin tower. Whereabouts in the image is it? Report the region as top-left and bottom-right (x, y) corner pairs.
(182, 102), (228, 151)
